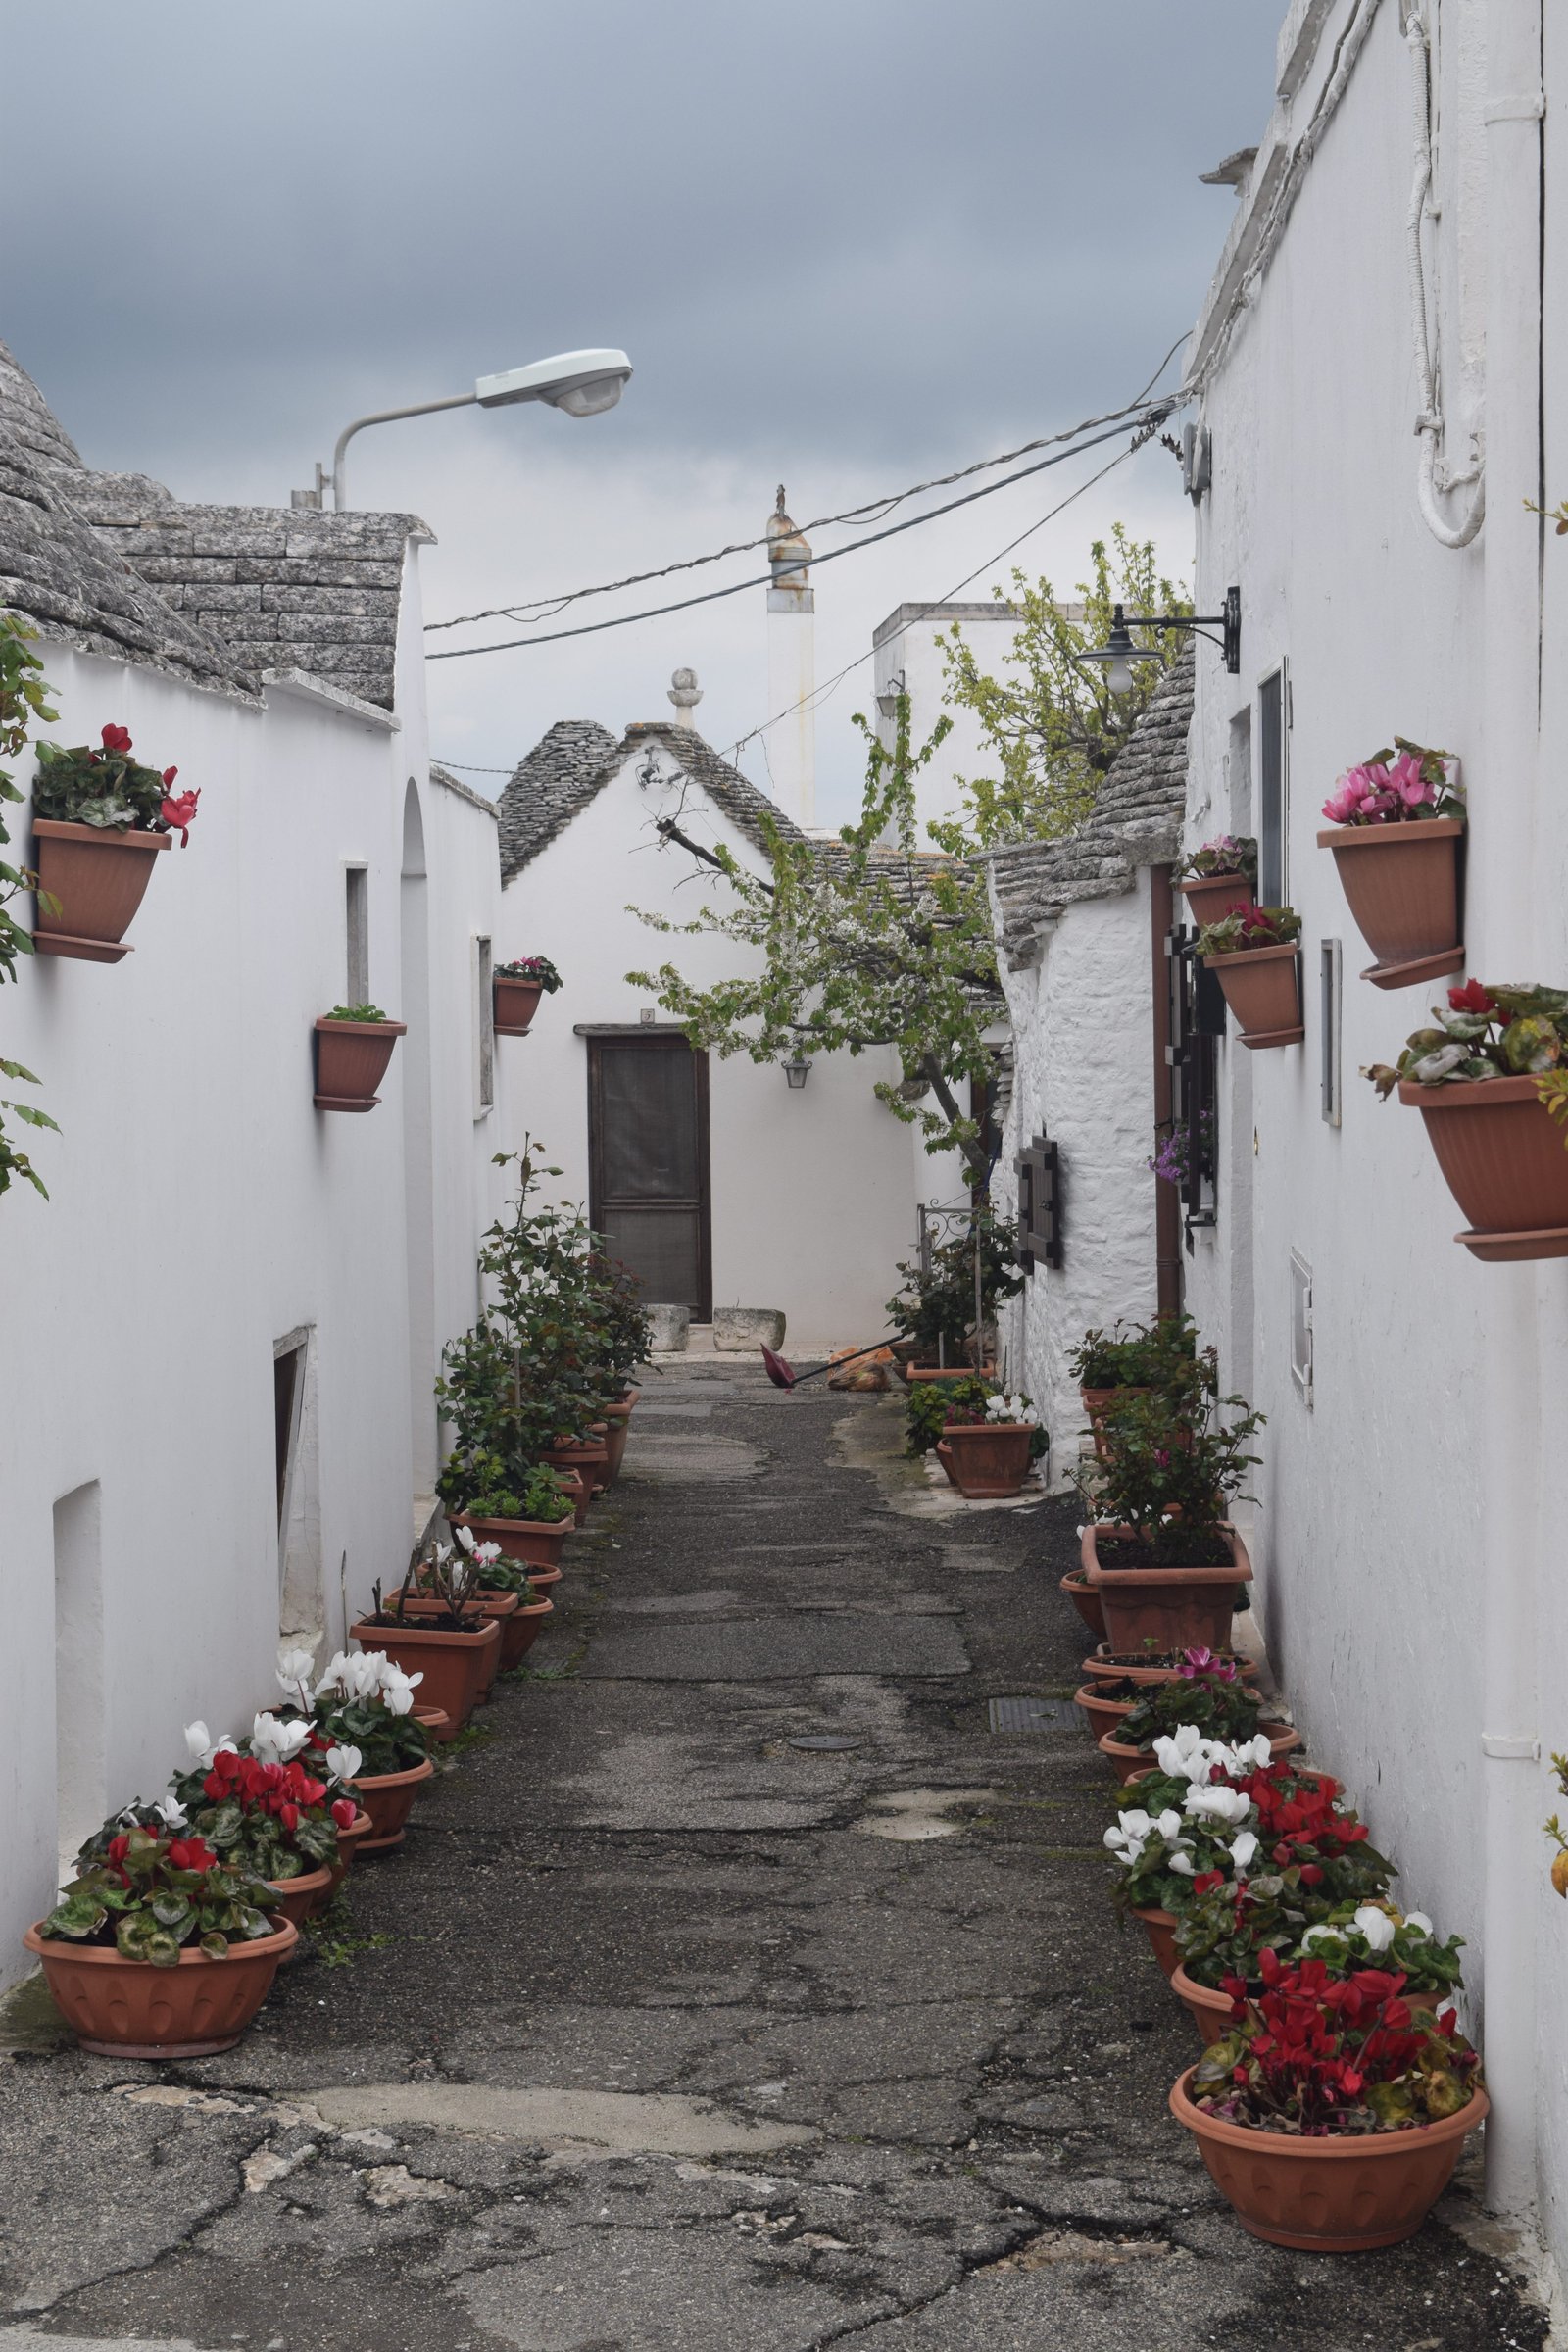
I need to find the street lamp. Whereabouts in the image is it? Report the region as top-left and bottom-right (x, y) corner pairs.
(1083, 587), (1243, 693)
(297, 348), (633, 511)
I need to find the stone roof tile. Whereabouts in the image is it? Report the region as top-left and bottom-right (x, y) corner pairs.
(981, 644), (1194, 968)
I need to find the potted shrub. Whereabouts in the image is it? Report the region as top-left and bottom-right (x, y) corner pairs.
(1081, 1388), (1262, 1653)
(884, 1215), (1021, 1375)
(295, 1649), (435, 1852)
(1173, 1878), (1462, 2047)
(1176, 835), (1258, 931)
(314, 1002), (407, 1111)
(29, 722), (198, 962)
(933, 1387), (1046, 1498)
(1364, 980), (1568, 1257)
(455, 1535), (553, 1667)
(388, 1541), (518, 1701)
(150, 1710), (362, 1927)
(1067, 1315), (1213, 1465)
(493, 954), (562, 1036)
(1059, 1567), (1106, 1641)
(448, 1459), (576, 1571)
(1318, 741), (1463, 988)
(1082, 1642), (1258, 1688)
(25, 1825), (293, 2056)
(1171, 1958), (1487, 2250)
(1196, 902), (1304, 1048)
(352, 1567), (500, 1736)
(1093, 1659), (1298, 1786)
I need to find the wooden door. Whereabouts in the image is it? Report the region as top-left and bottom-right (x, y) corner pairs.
(588, 1036), (711, 1316)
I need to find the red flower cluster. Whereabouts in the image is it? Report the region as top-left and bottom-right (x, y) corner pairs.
(204, 1748), (329, 1836)
(1448, 978), (1496, 1017)
(1215, 1953), (1449, 2128)
(160, 781), (199, 844)
(101, 723), (132, 755)
(1224, 1763), (1369, 1877)
(103, 1829), (218, 1886)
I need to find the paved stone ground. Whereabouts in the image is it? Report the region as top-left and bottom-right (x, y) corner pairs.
(0, 1361), (1551, 2351)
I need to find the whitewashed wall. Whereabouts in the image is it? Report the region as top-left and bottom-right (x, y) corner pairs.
(0, 544), (504, 1984)
(1184, 0), (1567, 2250)
(992, 874), (1163, 1481)
(494, 742), (934, 1352)
(871, 604), (1021, 844)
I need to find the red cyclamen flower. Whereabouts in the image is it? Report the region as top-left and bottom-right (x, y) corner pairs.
(1447, 978), (1495, 1016)
(101, 723), (132, 755)
(160, 786), (200, 846)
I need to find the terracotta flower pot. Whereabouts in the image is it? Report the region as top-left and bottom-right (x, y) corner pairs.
(1170, 2066), (1488, 2251)
(350, 1755), (435, 1853)
(389, 1592), (517, 1699)
(24, 1916), (297, 2058)
(414, 1702), (452, 1740)
(545, 1437), (610, 1504)
(1059, 1568), (1106, 1642)
(313, 1016), (406, 1112)
(1073, 1683), (1134, 1744)
(1171, 1962), (1443, 2049)
(493, 974), (544, 1035)
(906, 1361), (997, 1385)
(327, 1808), (374, 1894)
(600, 1397), (635, 1484)
(1178, 871), (1254, 931)
(1099, 1721), (1300, 1788)
(265, 1862), (335, 1929)
(31, 818), (172, 963)
(1080, 1384), (1152, 1466)
(1202, 942), (1304, 1048)
(350, 1615), (500, 1734)
(1317, 818), (1464, 988)
(549, 1465), (592, 1528)
(1131, 1905), (1181, 1979)
(515, 1564), (562, 1598)
(935, 1422), (1035, 1498)
(1398, 1073), (1568, 1260)
(449, 1509), (571, 1571)
(493, 1594), (554, 1669)
(1085, 1523), (1251, 1655)
(1081, 1645), (1258, 1687)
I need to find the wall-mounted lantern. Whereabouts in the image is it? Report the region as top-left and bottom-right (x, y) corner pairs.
(1084, 589), (1242, 693)
(783, 1056), (810, 1089)
(875, 668), (906, 719)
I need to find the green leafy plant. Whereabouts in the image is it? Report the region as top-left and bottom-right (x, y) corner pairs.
(496, 955), (563, 991)
(42, 1826), (277, 1964)
(1181, 834), (1257, 880)
(0, 615), (59, 1199)
(293, 1650), (431, 1778)
(1116, 1666), (1261, 1753)
(1085, 1387), (1264, 1566)
(628, 694), (1001, 1175)
(904, 1375), (991, 1456)
(886, 1218), (1023, 1359)
(325, 1002), (390, 1022)
(1195, 903), (1302, 957)
(934, 526), (1191, 850)
(1365, 982), (1568, 1154)
(31, 721), (193, 835)
(462, 1459), (575, 1523)
(1066, 1312), (1212, 1403)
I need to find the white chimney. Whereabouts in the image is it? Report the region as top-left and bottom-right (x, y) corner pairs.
(765, 486), (815, 828)
(667, 666), (703, 728)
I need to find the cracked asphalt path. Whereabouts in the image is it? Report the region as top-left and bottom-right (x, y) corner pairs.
(0, 1361), (1549, 2350)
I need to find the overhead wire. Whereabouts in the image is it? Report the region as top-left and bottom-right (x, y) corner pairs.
(423, 331), (1189, 639)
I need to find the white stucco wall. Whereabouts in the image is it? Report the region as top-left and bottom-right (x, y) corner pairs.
(494, 740), (936, 1353)
(993, 872), (1164, 1481)
(871, 603), (1022, 843)
(0, 552), (504, 1982)
(1181, 0), (1568, 2254)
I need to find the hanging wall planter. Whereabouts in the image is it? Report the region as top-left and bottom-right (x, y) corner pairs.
(493, 955), (562, 1036)
(314, 1008), (407, 1112)
(1197, 904), (1304, 1049)
(1367, 983), (1568, 1258)
(1318, 742), (1465, 987)
(28, 722), (198, 963)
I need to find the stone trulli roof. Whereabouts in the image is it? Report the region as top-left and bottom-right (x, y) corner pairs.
(981, 644), (1195, 969)
(0, 341), (254, 696)
(499, 719), (805, 884)
(73, 473), (427, 713)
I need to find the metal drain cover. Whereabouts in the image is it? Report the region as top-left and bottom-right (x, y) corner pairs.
(788, 1735), (860, 1752)
(989, 1696), (1077, 1734)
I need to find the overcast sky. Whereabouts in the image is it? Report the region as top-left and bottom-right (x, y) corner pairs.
(0, 2), (1279, 824)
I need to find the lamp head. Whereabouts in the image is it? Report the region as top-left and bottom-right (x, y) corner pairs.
(1083, 604), (1161, 697)
(474, 349), (632, 416)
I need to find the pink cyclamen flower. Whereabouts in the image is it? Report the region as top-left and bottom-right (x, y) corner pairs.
(1386, 751), (1433, 810)
(1323, 763), (1392, 825)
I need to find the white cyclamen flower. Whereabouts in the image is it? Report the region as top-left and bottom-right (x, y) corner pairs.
(251, 1711), (312, 1766)
(1402, 1911), (1434, 1938)
(1185, 1783), (1251, 1827)
(1153, 1724), (1216, 1785)
(153, 1794), (189, 1830)
(276, 1647), (317, 1695)
(454, 1523), (477, 1554)
(1167, 1850), (1198, 1877)
(1155, 1809), (1183, 1841)
(1229, 1829), (1259, 1871)
(183, 1720), (236, 1770)
(474, 1542), (502, 1567)
(381, 1663), (422, 1714)
(324, 1743), (363, 1786)
(1352, 1905), (1396, 1954)
(1300, 1923), (1338, 1953)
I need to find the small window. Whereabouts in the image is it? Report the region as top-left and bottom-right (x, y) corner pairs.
(345, 865), (369, 1004)
(1320, 940), (1343, 1126)
(1290, 1250), (1313, 1402)
(1258, 666), (1288, 906)
(475, 937), (494, 1114)
(273, 1333), (308, 1528)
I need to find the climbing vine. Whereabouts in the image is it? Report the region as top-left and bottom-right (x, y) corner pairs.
(0, 613), (60, 1198)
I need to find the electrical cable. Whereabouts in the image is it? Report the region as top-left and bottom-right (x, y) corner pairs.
(424, 333), (1189, 637)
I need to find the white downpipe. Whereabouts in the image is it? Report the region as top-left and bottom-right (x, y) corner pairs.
(1477, 0), (1544, 2221)
(1402, 3), (1486, 547)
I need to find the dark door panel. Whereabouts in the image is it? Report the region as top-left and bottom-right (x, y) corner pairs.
(588, 1037), (711, 1317)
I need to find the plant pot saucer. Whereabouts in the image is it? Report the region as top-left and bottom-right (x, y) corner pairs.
(33, 930), (131, 964)
(1362, 944), (1465, 990)
(1457, 1222), (1568, 1262)
(314, 1091), (380, 1111)
(1238, 1022), (1304, 1050)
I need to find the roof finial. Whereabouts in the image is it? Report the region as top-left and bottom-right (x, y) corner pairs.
(667, 666), (703, 726)
(775, 483), (787, 517)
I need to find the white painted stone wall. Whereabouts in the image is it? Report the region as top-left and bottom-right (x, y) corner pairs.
(494, 741), (939, 1353)
(871, 604), (1021, 843)
(0, 542), (505, 1984)
(991, 872), (1163, 1483)
(1182, 0), (1568, 2251)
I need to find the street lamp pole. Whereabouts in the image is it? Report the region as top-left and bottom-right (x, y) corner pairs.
(295, 348), (634, 511)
